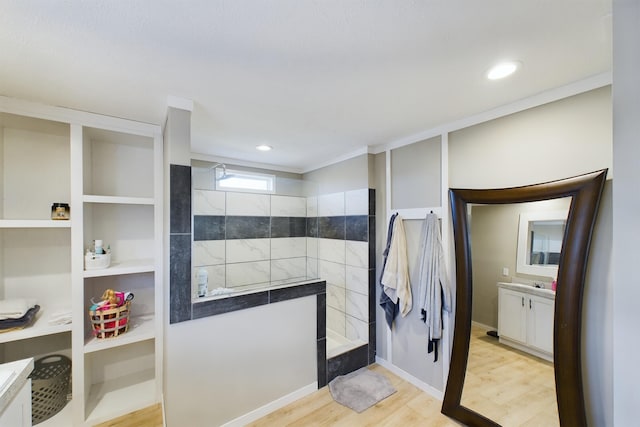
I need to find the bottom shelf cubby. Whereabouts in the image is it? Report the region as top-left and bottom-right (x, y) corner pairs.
(83, 339), (157, 425)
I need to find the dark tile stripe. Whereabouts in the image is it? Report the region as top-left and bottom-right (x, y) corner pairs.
(345, 215), (368, 242)
(270, 281), (326, 303)
(192, 292), (269, 319)
(170, 234), (192, 324)
(226, 216), (270, 239)
(368, 188), (376, 216)
(194, 215), (225, 241)
(306, 217), (318, 238)
(170, 164), (191, 234)
(327, 344), (369, 383)
(271, 217), (307, 238)
(317, 337), (327, 388)
(368, 216), (376, 269)
(318, 216), (345, 240)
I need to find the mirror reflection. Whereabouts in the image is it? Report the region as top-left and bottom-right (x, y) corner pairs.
(459, 198), (570, 426)
(516, 209), (569, 277)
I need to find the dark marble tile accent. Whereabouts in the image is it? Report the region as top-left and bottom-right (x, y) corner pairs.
(271, 217), (307, 238)
(345, 216), (368, 242)
(317, 337), (327, 388)
(270, 281), (326, 303)
(192, 292), (269, 319)
(368, 189), (376, 216)
(327, 344), (369, 383)
(369, 216), (376, 269)
(170, 234), (192, 324)
(170, 164), (192, 234)
(318, 216), (345, 240)
(368, 322), (377, 364)
(226, 216), (271, 239)
(306, 217), (318, 238)
(316, 293), (326, 340)
(193, 215), (225, 241)
(368, 268), (377, 321)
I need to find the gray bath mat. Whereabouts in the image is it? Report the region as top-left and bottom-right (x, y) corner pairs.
(328, 367), (396, 413)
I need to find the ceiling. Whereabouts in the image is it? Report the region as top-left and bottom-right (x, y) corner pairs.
(0, 1), (611, 172)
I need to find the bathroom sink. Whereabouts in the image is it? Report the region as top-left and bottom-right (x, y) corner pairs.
(497, 282), (556, 299)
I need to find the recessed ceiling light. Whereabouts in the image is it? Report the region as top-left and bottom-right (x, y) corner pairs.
(487, 61), (521, 80)
(256, 144), (272, 152)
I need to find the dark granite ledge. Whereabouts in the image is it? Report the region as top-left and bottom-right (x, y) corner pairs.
(191, 280), (326, 318)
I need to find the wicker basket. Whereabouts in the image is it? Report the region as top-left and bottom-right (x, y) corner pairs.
(30, 355), (71, 425)
(89, 301), (131, 339)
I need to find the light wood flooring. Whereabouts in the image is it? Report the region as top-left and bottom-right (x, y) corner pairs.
(94, 327), (557, 426)
(461, 325), (558, 426)
(251, 326), (557, 427)
(93, 403), (164, 427)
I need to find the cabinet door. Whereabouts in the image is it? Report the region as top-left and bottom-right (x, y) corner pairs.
(527, 295), (555, 354)
(498, 288), (527, 344)
(0, 379), (31, 427)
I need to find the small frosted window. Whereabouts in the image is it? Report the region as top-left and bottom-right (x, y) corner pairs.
(215, 169), (275, 193)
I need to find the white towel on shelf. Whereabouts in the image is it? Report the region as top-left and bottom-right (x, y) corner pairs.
(0, 298), (37, 320)
(48, 308), (73, 325)
(381, 215), (412, 317)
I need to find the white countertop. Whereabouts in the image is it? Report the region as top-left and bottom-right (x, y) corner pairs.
(0, 358), (34, 415)
(497, 282), (556, 299)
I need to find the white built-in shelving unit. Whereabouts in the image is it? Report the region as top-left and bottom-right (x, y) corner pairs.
(0, 96), (163, 426)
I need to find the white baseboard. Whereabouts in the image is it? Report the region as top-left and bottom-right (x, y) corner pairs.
(375, 357), (444, 400)
(220, 382), (318, 427)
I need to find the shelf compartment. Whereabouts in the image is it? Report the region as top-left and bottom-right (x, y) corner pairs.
(0, 306), (72, 345)
(84, 258), (155, 278)
(0, 219), (71, 228)
(84, 341), (156, 425)
(1, 114), (70, 219)
(82, 126), (155, 199)
(84, 314), (155, 353)
(82, 203), (155, 266)
(83, 195), (154, 205)
(83, 273), (155, 348)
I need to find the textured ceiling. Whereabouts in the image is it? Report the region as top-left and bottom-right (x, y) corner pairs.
(0, 1), (612, 172)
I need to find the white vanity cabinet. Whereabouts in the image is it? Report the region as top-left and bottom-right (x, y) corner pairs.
(0, 96), (163, 426)
(498, 282), (555, 361)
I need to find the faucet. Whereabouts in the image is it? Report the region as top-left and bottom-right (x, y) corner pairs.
(534, 281), (545, 289)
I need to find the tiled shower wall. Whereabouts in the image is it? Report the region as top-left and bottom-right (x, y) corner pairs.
(306, 189), (375, 346)
(192, 190), (314, 294)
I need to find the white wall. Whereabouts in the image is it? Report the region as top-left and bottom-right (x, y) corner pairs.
(449, 86), (613, 425)
(164, 296), (317, 427)
(612, 0), (640, 424)
(448, 86), (612, 188)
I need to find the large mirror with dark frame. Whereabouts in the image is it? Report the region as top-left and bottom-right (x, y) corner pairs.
(441, 169), (608, 427)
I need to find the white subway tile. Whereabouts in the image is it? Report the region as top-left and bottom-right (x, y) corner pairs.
(306, 196), (318, 217)
(271, 257), (306, 281)
(306, 238), (318, 258)
(346, 290), (369, 322)
(193, 240), (225, 266)
(327, 306), (346, 336)
(346, 266), (369, 296)
(226, 261), (270, 288)
(318, 260), (346, 288)
(345, 189), (369, 215)
(271, 195), (306, 217)
(318, 238), (345, 264)
(346, 315), (369, 343)
(327, 284), (346, 311)
(318, 192), (345, 216)
(226, 192), (270, 216)
(307, 257), (319, 279)
(345, 240), (369, 268)
(193, 190), (225, 215)
(271, 237), (306, 259)
(226, 239), (270, 263)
